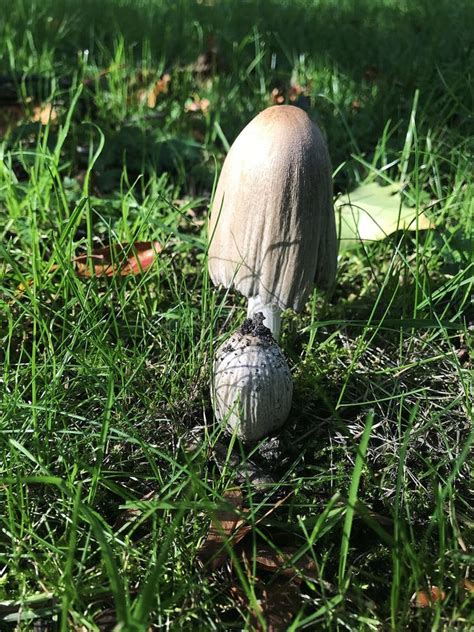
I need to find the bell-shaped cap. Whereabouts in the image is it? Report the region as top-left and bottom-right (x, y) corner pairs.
(208, 105), (337, 312)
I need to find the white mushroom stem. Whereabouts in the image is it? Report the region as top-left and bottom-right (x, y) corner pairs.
(247, 296), (282, 340)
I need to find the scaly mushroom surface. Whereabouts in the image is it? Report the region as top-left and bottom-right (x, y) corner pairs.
(213, 313), (293, 441)
(208, 104), (337, 339)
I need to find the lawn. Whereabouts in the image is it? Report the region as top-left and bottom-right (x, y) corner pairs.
(0, 0), (473, 629)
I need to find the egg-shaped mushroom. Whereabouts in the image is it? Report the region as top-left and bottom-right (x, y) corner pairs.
(212, 313), (293, 442)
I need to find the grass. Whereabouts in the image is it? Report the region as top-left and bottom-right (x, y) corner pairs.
(0, 0), (473, 629)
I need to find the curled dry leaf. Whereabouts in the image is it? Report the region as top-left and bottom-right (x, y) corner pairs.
(32, 103), (58, 125)
(230, 579), (301, 632)
(198, 488), (294, 570)
(252, 546), (318, 583)
(185, 96), (210, 113)
(144, 73), (171, 108)
(74, 241), (162, 278)
(463, 578), (474, 594)
(259, 579), (302, 632)
(197, 488), (249, 569)
(413, 586), (446, 608)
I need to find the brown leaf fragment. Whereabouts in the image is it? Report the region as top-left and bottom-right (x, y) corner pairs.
(413, 586), (446, 608)
(74, 241), (162, 277)
(31, 103), (58, 125)
(462, 578), (474, 594)
(0, 104), (23, 134)
(252, 546), (318, 583)
(198, 489), (294, 571)
(146, 73), (171, 108)
(229, 579), (301, 632)
(197, 488), (249, 569)
(185, 95), (210, 113)
(260, 579), (301, 632)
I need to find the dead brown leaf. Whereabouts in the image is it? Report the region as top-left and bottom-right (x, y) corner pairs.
(260, 579), (301, 632)
(31, 102), (58, 125)
(0, 104), (24, 134)
(462, 578), (474, 594)
(413, 586), (446, 608)
(252, 546), (318, 583)
(198, 489), (294, 570)
(229, 579), (301, 632)
(185, 96), (210, 113)
(74, 241), (162, 278)
(144, 73), (171, 108)
(197, 488), (248, 569)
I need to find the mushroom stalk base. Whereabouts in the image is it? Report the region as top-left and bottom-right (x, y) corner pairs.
(247, 296), (282, 340)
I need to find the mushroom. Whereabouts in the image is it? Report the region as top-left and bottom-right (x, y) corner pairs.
(213, 313), (293, 441)
(208, 104), (337, 339)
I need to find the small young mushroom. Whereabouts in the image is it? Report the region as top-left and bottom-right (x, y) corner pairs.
(213, 313), (293, 441)
(208, 104), (337, 339)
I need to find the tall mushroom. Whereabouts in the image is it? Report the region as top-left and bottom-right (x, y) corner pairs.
(208, 104), (337, 340)
(209, 105), (337, 441)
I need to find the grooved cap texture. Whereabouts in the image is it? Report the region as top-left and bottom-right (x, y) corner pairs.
(208, 105), (337, 311)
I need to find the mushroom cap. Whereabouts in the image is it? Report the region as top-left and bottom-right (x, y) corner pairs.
(208, 105), (337, 312)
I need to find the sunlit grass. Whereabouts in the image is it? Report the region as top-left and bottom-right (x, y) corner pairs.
(0, 0), (472, 629)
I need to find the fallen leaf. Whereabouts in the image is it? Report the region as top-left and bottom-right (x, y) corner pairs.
(31, 103), (58, 125)
(230, 579), (301, 632)
(335, 182), (433, 251)
(145, 73), (171, 108)
(197, 488), (248, 569)
(259, 579), (301, 632)
(462, 578), (474, 594)
(413, 586), (446, 608)
(0, 104), (24, 134)
(198, 489), (294, 570)
(74, 241), (162, 278)
(185, 96), (210, 113)
(252, 546), (318, 583)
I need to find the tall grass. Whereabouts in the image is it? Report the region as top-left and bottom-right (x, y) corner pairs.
(0, 0), (472, 629)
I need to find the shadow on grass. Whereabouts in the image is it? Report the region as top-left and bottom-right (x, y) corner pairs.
(1, 0), (472, 185)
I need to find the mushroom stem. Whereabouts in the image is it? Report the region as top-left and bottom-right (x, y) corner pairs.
(247, 296), (282, 340)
